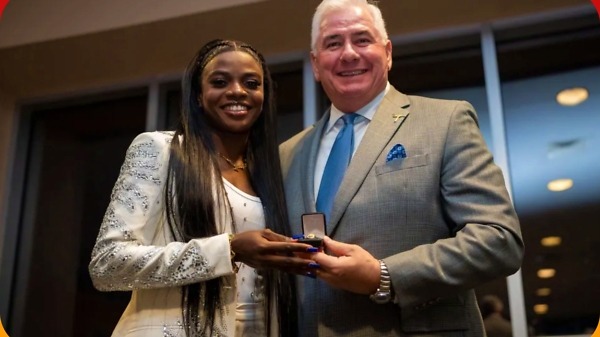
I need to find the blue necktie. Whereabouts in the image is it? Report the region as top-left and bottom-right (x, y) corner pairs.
(316, 113), (358, 221)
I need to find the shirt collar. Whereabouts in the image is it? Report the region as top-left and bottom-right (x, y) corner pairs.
(325, 82), (390, 133)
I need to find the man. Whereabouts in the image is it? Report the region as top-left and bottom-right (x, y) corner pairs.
(480, 295), (514, 337)
(279, 0), (524, 336)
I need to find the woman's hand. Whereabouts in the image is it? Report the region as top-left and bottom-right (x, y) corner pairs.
(231, 229), (318, 275)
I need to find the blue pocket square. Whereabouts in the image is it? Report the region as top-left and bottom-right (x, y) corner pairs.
(386, 144), (407, 162)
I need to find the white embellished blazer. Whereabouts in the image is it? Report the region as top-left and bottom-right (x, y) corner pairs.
(89, 131), (277, 337)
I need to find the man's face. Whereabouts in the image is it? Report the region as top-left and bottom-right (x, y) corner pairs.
(311, 6), (392, 112)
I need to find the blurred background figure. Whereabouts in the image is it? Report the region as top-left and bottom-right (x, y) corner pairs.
(480, 295), (513, 337)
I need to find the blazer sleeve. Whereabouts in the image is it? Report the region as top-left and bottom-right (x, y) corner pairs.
(386, 101), (524, 308)
(88, 132), (235, 291)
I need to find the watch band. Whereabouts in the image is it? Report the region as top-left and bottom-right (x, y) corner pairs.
(369, 260), (392, 304)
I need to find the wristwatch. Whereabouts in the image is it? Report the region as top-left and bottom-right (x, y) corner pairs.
(369, 260), (392, 304)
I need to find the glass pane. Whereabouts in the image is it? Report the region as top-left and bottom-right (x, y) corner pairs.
(271, 62), (304, 144)
(165, 83), (181, 131)
(8, 92), (147, 336)
(392, 34), (493, 148)
(498, 12), (600, 335)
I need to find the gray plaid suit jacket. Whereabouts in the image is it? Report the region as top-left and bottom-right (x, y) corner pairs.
(279, 86), (523, 336)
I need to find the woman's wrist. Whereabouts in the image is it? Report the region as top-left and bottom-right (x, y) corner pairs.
(228, 233), (236, 260)
(228, 233), (240, 273)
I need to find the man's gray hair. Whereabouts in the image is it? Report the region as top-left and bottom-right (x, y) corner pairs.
(311, 0), (388, 51)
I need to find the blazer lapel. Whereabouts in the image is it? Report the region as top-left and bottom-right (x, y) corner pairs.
(301, 110), (330, 213)
(328, 88), (411, 234)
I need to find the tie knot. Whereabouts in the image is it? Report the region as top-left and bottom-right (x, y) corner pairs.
(341, 113), (358, 125)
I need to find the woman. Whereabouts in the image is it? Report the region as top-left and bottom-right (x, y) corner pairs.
(89, 39), (315, 337)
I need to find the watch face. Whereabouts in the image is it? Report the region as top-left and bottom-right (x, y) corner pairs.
(370, 291), (391, 304)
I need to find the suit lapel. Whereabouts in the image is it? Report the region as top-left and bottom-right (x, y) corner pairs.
(328, 88), (411, 235)
(301, 110), (330, 213)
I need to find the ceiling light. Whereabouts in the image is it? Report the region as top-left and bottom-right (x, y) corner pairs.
(547, 178), (573, 192)
(541, 236), (562, 247)
(556, 87), (589, 106)
(534, 304), (549, 315)
(537, 268), (556, 279)
(536, 288), (552, 296)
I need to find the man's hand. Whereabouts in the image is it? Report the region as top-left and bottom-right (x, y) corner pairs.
(311, 236), (381, 294)
(231, 229), (317, 274)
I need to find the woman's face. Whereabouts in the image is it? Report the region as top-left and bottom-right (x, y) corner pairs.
(200, 50), (264, 136)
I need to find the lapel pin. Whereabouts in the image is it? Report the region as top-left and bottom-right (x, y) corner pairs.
(392, 114), (405, 122)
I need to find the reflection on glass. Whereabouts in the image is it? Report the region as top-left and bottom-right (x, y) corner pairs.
(534, 304), (549, 315)
(536, 288), (552, 297)
(540, 237), (561, 247)
(555, 87), (589, 106)
(537, 269), (556, 279)
(499, 12), (600, 334)
(546, 178), (573, 192)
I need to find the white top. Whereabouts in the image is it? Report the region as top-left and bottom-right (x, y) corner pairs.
(223, 178), (266, 336)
